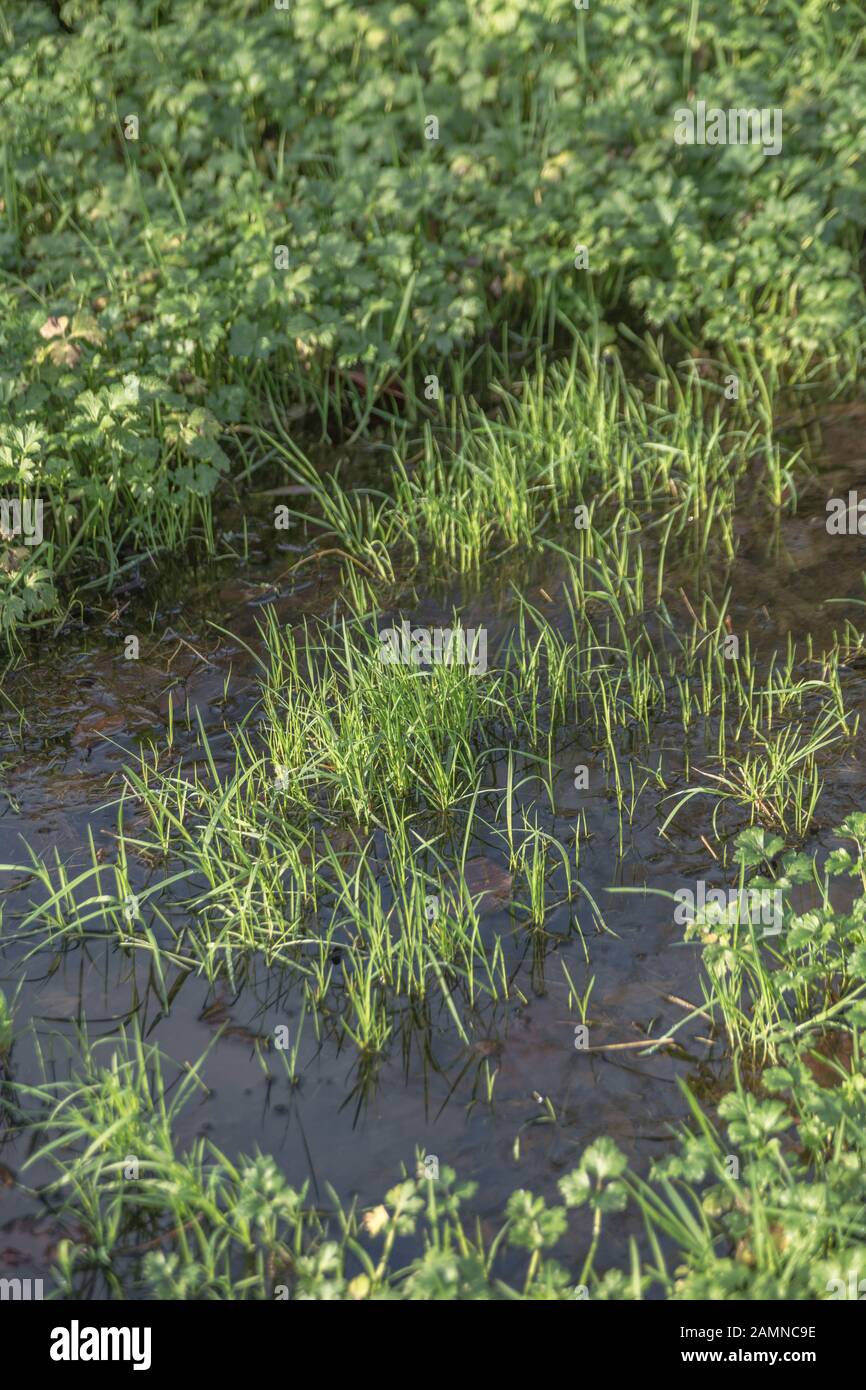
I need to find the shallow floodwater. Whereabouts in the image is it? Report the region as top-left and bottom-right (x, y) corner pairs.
(2, 407), (866, 1293)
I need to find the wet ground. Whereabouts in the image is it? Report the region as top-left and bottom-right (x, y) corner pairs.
(2, 404), (866, 1293)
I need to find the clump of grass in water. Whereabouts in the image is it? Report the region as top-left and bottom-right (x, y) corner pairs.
(255, 606), (503, 823)
(267, 343), (802, 582)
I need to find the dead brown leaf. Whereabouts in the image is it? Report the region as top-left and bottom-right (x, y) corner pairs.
(463, 856), (513, 913)
(804, 1030), (854, 1089)
(39, 315), (69, 340)
(48, 340), (82, 368)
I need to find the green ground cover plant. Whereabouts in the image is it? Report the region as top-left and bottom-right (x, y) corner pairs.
(3, 0), (866, 1307)
(2, 0), (866, 636)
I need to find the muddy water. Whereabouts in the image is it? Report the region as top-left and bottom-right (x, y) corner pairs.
(2, 412), (866, 1294)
